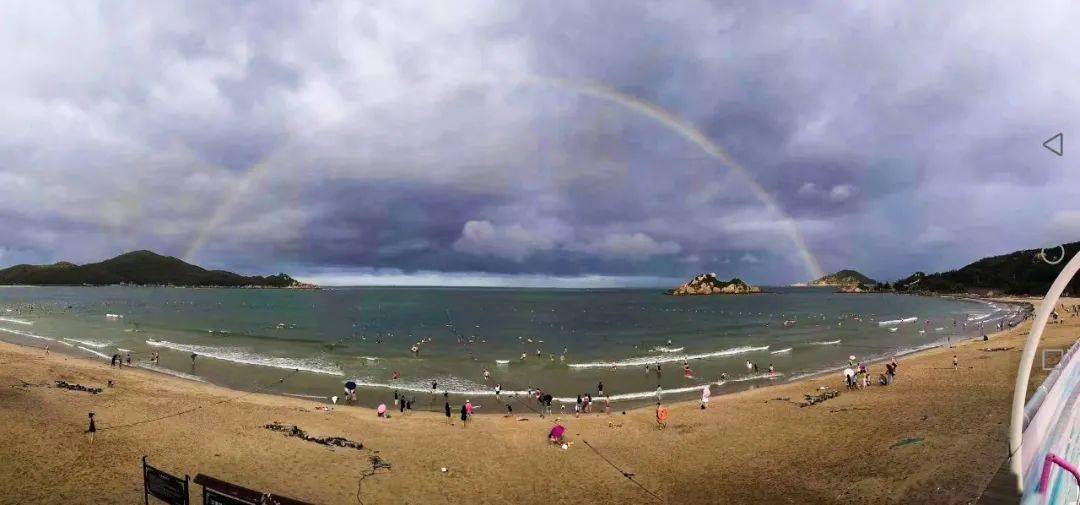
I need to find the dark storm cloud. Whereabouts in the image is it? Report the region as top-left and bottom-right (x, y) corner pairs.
(1, 1), (1078, 285)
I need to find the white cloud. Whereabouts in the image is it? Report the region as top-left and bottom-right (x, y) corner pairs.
(568, 232), (681, 259)
(828, 184), (857, 202)
(452, 220), (562, 261)
(297, 268), (681, 288)
(740, 253), (761, 263)
(797, 182), (819, 197)
(797, 182), (858, 203)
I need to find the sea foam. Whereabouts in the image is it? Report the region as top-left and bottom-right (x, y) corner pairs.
(0, 317), (33, 325)
(145, 339), (344, 376)
(567, 345), (770, 369)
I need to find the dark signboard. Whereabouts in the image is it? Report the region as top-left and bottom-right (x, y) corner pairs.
(142, 456), (189, 505)
(203, 487), (257, 505)
(194, 474), (314, 505)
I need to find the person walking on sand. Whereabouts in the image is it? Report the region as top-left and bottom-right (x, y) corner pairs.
(700, 384), (711, 409)
(86, 412), (96, 443)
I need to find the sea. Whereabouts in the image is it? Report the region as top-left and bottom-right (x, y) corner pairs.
(0, 286), (1025, 410)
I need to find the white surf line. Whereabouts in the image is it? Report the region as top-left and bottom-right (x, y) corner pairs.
(76, 346), (111, 360)
(0, 317), (33, 325)
(283, 393), (329, 400)
(145, 339), (344, 376)
(808, 340), (841, 345)
(63, 338), (112, 349)
(567, 345), (770, 369)
(878, 316), (918, 327)
(770, 347), (793, 354)
(0, 326), (54, 341)
(652, 346), (686, 353)
(136, 362), (207, 383)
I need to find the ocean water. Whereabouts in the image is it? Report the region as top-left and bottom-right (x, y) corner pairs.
(0, 286), (1023, 409)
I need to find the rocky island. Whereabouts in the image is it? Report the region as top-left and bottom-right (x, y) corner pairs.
(809, 269), (876, 293)
(668, 273), (762, 295)
(0, 250), (318, 289)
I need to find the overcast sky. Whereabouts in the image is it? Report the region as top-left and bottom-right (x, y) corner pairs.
(1, 1), (1078, 286)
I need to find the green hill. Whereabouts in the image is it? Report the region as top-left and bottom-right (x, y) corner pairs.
(810, 269), (877, 287)
(893, 241), (1079, 296)
(0, 250), (309, 288)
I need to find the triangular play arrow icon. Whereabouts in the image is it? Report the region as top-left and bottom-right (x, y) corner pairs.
(1043, 133), (1063, 156)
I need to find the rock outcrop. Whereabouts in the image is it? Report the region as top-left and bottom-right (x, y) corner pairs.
(668, 273), (762, 296)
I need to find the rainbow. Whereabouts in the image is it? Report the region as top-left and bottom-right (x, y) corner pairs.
(184, 75), (823, 280)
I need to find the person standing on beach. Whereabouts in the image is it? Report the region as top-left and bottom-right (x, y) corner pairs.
(494, 383), (501, 398)
(597, 381), (604, 397)
(656, 403), (669, 429)
(190, 353), (198, 369)
(110, 354), (119, 367)
(700, 384), (710, 409)
(444, 401), (452, 424)
(125, 352), (132, 365)
(44, 344), (49, 355)
(953, 355), (959, 370)
(460, 403), (469, 428)
(86, 412), (96, 443)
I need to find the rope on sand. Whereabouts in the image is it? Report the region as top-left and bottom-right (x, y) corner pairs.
(93, 369), (302, 433)
(581, 440), (666, 504)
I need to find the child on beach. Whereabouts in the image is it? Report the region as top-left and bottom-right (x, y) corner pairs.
(953, 355), (959, 370)
(86, 412), (96, 443)
(656, 403), (669, 429)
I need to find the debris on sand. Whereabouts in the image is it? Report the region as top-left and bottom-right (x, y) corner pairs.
(54, 380), (102, 394)
(264, 422), (364, 451)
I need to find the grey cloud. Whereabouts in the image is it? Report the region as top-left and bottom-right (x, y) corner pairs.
(1, 1), (1078, 285)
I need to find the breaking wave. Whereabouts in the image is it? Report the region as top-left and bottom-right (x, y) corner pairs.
(63, 338), (112, 349)
(808, 340), (841, 345)
(145, 339), (344, 376)
(0, 326), (53, 341)
(0, 317), (33, 325)
(878, 316), (917, 326)
(652, 346), (685, 353)
(567, 345), (770, 369)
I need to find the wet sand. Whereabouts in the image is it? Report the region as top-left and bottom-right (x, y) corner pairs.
(1, 297), (1076, 504)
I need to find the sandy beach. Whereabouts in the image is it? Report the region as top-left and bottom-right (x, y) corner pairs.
(1, 296), (1076, 504)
